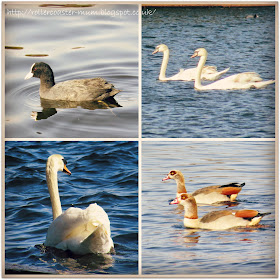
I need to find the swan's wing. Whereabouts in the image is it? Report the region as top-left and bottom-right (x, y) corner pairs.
(168, 68), (197, 81)
(45, 203), (113, 254)
(201, 67), (230, 81)
(45, 207), (85, 248)
(202, 65), (218, 74)
(168, 66), (228, 82)
(81, 224), (114, 254)
(232, 72), (262, 83)
(84, 203), (112, 236)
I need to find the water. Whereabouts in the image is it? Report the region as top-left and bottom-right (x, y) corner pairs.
(142, 6), (275, 138)
(5, 141), (138, 275)
(142, 141), (275, 276)
(5, 4), (138, 138)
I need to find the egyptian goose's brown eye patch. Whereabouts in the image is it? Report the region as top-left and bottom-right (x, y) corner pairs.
(181, 194), (187, 200)
(170, 170), (176, 175)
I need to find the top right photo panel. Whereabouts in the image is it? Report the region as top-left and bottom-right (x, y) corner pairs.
(142, 4), (275, 138)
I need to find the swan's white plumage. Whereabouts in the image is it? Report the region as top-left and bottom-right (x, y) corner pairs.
(44, 154), (114, 255)
(152, 44), (229, 81)
(45, 204), (113, 255)
(191, 48), (275, 90)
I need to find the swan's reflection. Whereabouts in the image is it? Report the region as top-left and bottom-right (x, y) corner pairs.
(37, 245), (115, 273)
(31, 97), (121, 121)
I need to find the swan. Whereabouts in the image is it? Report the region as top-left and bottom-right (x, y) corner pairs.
(191, 48), (275, 90)
(170, 193), (271, 230)
(25, 62), (120, 101)
(162, 170), (244, 204)
(44, 154), (114, 255)
(152, 44), (230, 81)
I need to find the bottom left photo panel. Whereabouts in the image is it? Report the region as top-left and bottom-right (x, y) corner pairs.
(5, 140), (138, 275)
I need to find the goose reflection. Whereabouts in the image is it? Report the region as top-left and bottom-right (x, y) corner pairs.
(31, 97), (121, 121)
(183, 229), (200, 247)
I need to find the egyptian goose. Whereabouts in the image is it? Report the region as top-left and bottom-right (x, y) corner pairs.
(162, 170), (244, 204)
(170, 193), (270, 230)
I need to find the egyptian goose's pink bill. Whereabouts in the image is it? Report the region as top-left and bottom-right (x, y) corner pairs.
(170, 193), (271, 230)
(163, 170), (244, 204)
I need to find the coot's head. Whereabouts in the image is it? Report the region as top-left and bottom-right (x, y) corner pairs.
(25, 62), (54, 81)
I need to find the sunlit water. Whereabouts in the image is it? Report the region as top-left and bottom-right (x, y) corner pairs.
(5, 4), (138, 138)
(142, 141), (275, 276)
(142, 6), (275, 138)
(5, 141), (138, 274)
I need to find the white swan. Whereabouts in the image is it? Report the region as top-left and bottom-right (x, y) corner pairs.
(152, 44), (230, 81)
(44, 154), (114, 255)
(191, 48), (275, 90)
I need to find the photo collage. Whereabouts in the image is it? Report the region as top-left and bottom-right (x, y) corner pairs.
(3, 2), (277, 277)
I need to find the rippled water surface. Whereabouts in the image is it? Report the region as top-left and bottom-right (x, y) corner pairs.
(5, 4), (138, 138)
(5, 141), (138, 275)
(142, 6), (275, 138)
(142, 141), (275, 276)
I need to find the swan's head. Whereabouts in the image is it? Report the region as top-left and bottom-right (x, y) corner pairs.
(162, 170), (184, 181)
(191, 48), (208, 58)
(46, 154), (71, 175)
(152, 44), (168, 54)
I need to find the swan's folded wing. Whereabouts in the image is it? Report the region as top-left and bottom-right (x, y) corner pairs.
(81, 224), (114, 254)
(202, 65), (218, 74)
(84, 203), (112, 236)
(45, 207), (85, 247)
(232, 72), (262, 83)
(172, 68), (197, 81)
(45, 203), (112, 253)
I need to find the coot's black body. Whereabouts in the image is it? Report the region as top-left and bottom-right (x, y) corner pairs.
(25, 62), (120, 101)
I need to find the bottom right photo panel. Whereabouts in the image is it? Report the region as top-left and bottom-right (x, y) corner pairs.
(142, 140), (275, 276)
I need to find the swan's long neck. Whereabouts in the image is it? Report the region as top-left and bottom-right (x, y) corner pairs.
(46, 165), (62, 220)
(195, 53), (207, 89)
(159, 49), (170, 80)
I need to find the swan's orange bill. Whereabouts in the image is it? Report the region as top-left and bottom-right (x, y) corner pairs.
(63, 165), (71, 175)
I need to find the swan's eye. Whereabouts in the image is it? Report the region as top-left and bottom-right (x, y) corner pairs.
(62, 159), (67, 165)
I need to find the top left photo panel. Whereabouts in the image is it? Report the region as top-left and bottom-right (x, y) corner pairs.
(4, 3), (139, 138)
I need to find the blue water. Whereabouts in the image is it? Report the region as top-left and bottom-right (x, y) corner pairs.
(142, 141), (275, 276)
(142, 6), (275, 138)
(5, 4), (138, 138)
(5, 141), (138, 275)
